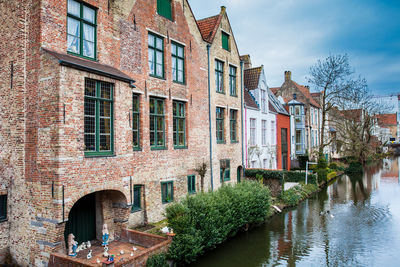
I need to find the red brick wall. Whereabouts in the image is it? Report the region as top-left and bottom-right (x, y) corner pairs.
(276, 113), (291, 170)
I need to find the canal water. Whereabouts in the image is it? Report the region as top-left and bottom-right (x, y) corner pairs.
(192, 157), (400, 267)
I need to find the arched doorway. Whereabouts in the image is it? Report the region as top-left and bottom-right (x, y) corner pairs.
(64, 193), (96, 245)
(237, 166), (243, 183)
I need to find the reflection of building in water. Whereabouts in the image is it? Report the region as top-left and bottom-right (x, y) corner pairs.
(381, 157), (399, 183)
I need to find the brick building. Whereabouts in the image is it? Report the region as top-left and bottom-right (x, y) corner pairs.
(197, 6), (244, 186)
(0, 0), (244, 265)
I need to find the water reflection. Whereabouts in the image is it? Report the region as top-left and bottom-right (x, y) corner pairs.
(192, 157), (400, 267)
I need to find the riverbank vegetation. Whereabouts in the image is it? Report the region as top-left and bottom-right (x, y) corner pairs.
(245, 169), (318, 185)
(165, 181), (271, 264)
(279, 184), (319, 206)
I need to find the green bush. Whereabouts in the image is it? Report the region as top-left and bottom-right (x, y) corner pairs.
(327, 171), (337, 180)
(146, 253), (169, 267)
(245, 169), (317, 185)
(317, 157), (328, 169)
(316, 168), (328, 183)
(328, 162), (338, 170)
(279, 184), (318, 206)
(298, 154), (309, 169)
(166, 181), (271, 264)
(345, 161), (363, 174)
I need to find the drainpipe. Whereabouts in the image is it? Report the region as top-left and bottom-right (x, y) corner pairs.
(207, 44), (214, 191)
(240, 60), (245, 169)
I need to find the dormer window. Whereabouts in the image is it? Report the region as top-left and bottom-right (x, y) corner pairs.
(157, 0), (172, 20)
(67, 0), (97, 59)
(222, 31), (230, 51)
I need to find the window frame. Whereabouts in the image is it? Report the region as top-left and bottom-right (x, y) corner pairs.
(250, 118), (256, 146)
(149, 97), (166, 150)
(173, 101), (187, 149)
(215, 60), (224, 93)
(221, 31), (230, 51)
(131, 185), (141, 212)
(157, 0), (173, 20)
(220, 159), (231, 182)
(230, 110), (238, 143)
(0, 194), (7, 222)
(216, 107), (225, 144)
(84, 79), (114, 157)
(229, 65), (237, 96)
(132, 94), (141, 151)
(161, 181), (174, 203)
(187, 175), (196, 194)
(148, 32), (165, 79)
(67, 0), (97, 60)
(261, 120), (267, 146)
(171, 42), (185, 84)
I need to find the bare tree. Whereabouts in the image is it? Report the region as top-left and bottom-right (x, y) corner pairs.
(307, 54), (367, 158)
(194, 161), (208, 192)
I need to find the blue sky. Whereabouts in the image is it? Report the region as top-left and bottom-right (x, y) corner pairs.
(189, 0), (400, 96)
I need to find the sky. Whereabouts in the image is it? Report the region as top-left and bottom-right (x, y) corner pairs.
(189, 0), (400, 97)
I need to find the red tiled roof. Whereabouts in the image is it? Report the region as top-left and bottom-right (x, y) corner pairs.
(375, 113), (397, 126)
(292, 81), (321, 108)
(342, 109), (362, 122)
(270, 87), (280, 95)
(244, 90), (259, 109)
(243, 67), (262, 90)
(311, 92), (321, 97)
(197, 14), (222, 43)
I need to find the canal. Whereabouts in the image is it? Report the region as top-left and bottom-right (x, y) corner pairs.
(192, 157), (400, 267)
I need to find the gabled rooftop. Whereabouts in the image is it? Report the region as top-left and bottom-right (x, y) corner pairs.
(197, 14), (222, 43)
(244, 89), (259, 109)
(243, 66), (262, 90)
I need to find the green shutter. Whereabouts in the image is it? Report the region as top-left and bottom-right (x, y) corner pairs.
(157, 0), (172, 20)
(222, 32), (229, 51)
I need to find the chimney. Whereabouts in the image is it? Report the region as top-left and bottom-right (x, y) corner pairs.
(240, 54), (252, 69)
(221, 6), (226, 13)
(293, 93), (297, 100)
(305, 85), (310, 92)
(284, 71), (291, 81)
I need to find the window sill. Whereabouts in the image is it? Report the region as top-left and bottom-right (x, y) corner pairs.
(151, 146), (167, 151)
(230, 94), (238, 97)
(67, 51), (97, 62)
(149, 74), (166, 80)
(133, 147), (142, 152)
(131, 208), (142, 213)
(85, 152), (115, 158)
(173, 80), (186, 86)
(0, 219), (8, 223)
(217, 140), (226, 144)
(216, 91), (226, 95)
(188, 191), (196, 195)
(174, 146), (188, 150)
(231, 140), (239, 144)
(162, 201), (173, 204)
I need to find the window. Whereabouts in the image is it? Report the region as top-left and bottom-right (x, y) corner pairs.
(67, 0), (96, 59)
(262, 120), (267, 146)
(173, 101), (186, 148)
(263, 159), (268, 169)
(230, 110), (237, 142)
(220, 159), (230, 181)
(215, 60), (224, 93)
(271, 121), (275, 145)
(311, 130), (314, 147)
(311, 108), (314, 124)
(132, 185), (141, 212)
(161, 181), (173, 203)
(216, 107), (225, 143)
(188, 175), (196, 194)
(84, 79), (113, 156)
(296, 130), (302, 152)
(250, 118), (256, 146)
(295, 106), (302, 124)
(221, 31), (230, 51)
(261, 90), (267, 113)
(157, 0), (172, 20)
(229, 66), (237, 96)
(0, 195), (6, 222)
(132, 94), (140, 150)
(150, 98), (165, 149)
(148, 33), (164, 78)
(172, 42), (184, 83)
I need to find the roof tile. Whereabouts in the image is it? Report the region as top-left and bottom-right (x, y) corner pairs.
(244, 90), (259, 109)
(243, 67), (262, 90)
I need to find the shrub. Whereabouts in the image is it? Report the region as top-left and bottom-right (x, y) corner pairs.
(328, 162), (338, 170)
(345, 161), (363, 174)
(166, 181), (271, 264)
(316, 168), (328, 183)
(279, 184), (318, 206)
(245, 169), (317, 185)
(327, 171), (337, 181)
(317, 157), (328, 169)
(298, 154), (309, 169)
(146, 253), (169, 267)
